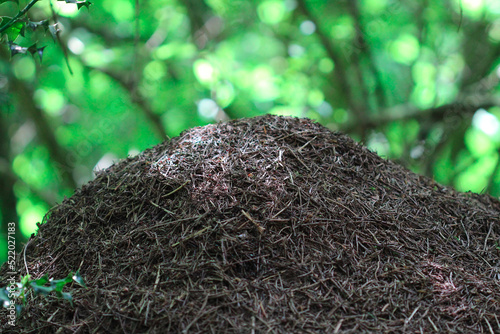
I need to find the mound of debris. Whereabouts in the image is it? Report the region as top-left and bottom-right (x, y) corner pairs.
(1, 115), (499, 333)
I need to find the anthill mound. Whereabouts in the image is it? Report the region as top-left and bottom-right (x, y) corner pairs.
(1, 115), (499, 333)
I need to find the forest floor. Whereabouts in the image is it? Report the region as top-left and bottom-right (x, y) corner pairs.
(1, 115), (499, 333)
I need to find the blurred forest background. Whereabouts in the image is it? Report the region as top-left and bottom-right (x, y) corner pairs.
(1, 0), (500, 264)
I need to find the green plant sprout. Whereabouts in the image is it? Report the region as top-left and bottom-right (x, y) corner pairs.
(0, 271), (86, 315)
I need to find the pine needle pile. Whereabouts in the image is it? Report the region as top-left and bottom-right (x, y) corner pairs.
(1, 115), (499, 333)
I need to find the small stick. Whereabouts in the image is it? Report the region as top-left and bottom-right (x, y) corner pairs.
(242, 210), (265, 234)
(287, 148), (310, 171)
(149, 201), (175, 215)
(172, 226), (211, 247)
(298, 136), (317, 152)
(326, 198), (357, 217)
(23, 238), (33, 276)
(165, 180), (190, 197)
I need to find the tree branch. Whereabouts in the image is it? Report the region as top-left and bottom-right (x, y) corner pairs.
(340, 99), (499, 133)
(9, 77), (77, 190)
(295, 0), (365, 123)
(0, 0), (40, 34)
(486, 148), (500, 194)
(346, 0), (387, 110)
(345, 0), (372, 111)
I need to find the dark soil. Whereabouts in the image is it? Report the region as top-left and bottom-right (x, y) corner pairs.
(1, 115), (499, 333)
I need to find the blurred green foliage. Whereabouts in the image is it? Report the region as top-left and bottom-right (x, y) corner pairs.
(1, 0), (500, 264)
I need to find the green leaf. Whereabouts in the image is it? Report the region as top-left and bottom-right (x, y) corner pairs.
(58, 0), (92, 9)
(1, 18), (25, 42)
(9, 42), (46, 61)
(27, 44), (46, 61)
(20, 274), (31, 286)
(0, 287), (10, 305)
(33, 274), (49, 286)
(77, 1), (92, 10)
(51, 279), (69, 292)
(50, 272), (73, 292)
(48, 24), (60, 41)
(9, 22), (24, 40)
(59, 292), (73, 305)
(73, 271), (86, 288)
(35, 46), (46, 61)
(27, 20), (49, 32)
(9, 43), (27, 57)
(30, 284), (53, 296)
